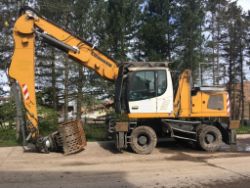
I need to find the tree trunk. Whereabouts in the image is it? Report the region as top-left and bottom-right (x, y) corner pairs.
(228, 47), (233, 119)
(64, 58), (69, 121)
(76, 66), (84, 120)
(216, 19), (220, 85)
(211, 10), (216, 85)
(51, 49), (57, 110)
(239, 41), (245, 123)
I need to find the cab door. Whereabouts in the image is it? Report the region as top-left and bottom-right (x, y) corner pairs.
(156, 69), (173, 113)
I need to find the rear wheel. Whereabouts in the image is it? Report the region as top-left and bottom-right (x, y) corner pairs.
(130, 126), (157, 154)
(197, 125), (222, 152)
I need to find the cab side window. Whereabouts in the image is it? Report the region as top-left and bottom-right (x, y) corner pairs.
(157, 70), (167, 96)
(128, 70), (167, 101)
(129, 71), (156, 101)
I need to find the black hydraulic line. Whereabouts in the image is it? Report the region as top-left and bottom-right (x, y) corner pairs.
(36, 31), (78, 53)
(171, 127), (196, 134)
(162, 119), (201, 125)
(10, 81), (27, 146)
(172, 135), (197, 142)
(115, 65), (125, 114)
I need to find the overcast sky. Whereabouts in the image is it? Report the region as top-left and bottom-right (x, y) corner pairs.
(237, 0), (250, 12)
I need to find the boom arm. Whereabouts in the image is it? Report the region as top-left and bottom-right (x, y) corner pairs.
(8, 7), (119, 139)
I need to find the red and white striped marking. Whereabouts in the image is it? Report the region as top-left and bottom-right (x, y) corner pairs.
(226, 94), (230, 115)
(22, 84), (30, 100)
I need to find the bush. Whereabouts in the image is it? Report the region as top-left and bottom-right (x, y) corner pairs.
(37, 105), (58, 136)
(0, 103), (59, 146)
(0, 128), (18, 147)
(84, 123), (109, 141)
(0, 101), (19, 146)
(0, 100), (16, 129)
(236, 125), (250, 134)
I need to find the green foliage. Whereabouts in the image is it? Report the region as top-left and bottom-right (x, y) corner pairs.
(175, 0), (205, 77)
(84, 124), (108, 141)
(0, 98), (59, 146)
(0, 128), (18, 147)
(236, 126), (250, 134)
(139, 0), (205, 79)
(139, 0), (176, 61)
(0, 100), (19, 147)
(37, 105), (58, 136)
(0, 100), (16, 128)
(96, 0), (142, 61)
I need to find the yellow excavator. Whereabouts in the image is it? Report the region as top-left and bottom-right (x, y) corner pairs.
(8, 7), (239, 154)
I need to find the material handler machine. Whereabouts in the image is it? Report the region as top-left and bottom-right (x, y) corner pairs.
(8, 7), (239, 154)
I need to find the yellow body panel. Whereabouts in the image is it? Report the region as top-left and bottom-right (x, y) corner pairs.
(128, 111), (229, 119)
(35, 18), (119, 80)
(173, 70), (192, 117)
(128, 70), (229, 119)
(9, 15), (38, 137)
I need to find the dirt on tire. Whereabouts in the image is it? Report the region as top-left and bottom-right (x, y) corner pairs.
(197, 125), (222, 152)
(130, 126), (157, 154)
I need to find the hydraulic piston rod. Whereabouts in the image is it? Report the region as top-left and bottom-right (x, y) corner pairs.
(36, 31), (79, 53)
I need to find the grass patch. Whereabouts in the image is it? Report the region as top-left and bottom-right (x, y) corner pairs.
(0, 105), (58, 147)
(0, 128), (19, 147)
(236, 126), (250, 134)
(84, 123), (109, 141)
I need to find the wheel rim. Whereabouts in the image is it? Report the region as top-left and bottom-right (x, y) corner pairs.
(205, 132), (216, 144)
(138, 134), (149, 146)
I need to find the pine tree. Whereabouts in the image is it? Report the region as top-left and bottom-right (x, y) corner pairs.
(0, 1), (24, 96)
(138, 0), (177, 61)
(175, 0), (205, 80)
(205, 0), (228, 85)
(95, 0), (142, 61)
(222, 2), (247, 120)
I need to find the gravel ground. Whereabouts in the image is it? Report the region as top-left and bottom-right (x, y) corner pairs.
(0, 134), (250, 188)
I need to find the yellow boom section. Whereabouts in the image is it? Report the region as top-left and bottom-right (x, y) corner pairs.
(34, 16), (119, 80)
(8, 10), (119, 139)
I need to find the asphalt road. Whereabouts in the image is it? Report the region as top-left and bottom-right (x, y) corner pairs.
(0, 135), (250, 188)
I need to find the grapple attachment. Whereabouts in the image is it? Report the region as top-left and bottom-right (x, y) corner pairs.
(57, 120), (87, 155)
(34, 120), (86, 154)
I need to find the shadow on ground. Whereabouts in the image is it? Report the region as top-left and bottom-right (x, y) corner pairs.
(157, 136), (250, 154)
(95, 136), (250, 162)
(0, 170), (135, 188)
(97, 141), (123, 154)
(156, 137), (250, 169)
(202, 178), (250, 188)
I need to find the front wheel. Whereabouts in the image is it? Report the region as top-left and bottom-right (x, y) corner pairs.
(130, 126), (157, 154)
(197, 125), (222, 152)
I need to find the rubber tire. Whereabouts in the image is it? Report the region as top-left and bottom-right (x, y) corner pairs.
(130, 126), (157, 154)
(197, 125), (222, 152)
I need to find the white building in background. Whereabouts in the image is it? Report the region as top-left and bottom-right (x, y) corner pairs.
(58, 99), (113, 122)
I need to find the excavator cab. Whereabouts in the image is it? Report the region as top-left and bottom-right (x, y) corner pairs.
(115, 62), (173, 117)
(127, 67), (173, 114)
